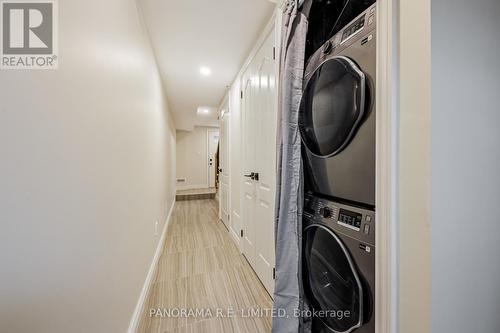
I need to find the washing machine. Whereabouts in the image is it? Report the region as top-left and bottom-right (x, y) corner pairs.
(302, 192), (375, 333)
(299, 4), (377, 208)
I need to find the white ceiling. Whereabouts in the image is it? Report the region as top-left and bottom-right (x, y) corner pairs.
(139, 0), (276, 130)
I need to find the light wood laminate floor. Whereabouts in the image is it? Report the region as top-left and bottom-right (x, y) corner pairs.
(138, 199), (273, 333)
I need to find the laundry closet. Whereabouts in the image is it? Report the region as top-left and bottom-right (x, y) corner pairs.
(298, 1), (378, 332)
(220, 1), (378, 332)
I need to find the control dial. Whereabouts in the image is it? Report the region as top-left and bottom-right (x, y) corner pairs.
(320, 207), (332, 218)
(322, 41), (333, 55)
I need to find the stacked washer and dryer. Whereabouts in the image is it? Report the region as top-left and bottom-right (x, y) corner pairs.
(299, 3), (377, 333)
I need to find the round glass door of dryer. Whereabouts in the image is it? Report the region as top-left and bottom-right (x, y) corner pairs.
(299, 56), (367, 157)
(303, 224), (364, 333)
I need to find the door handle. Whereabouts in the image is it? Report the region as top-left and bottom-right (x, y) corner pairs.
(243, 172), (259, 181)
(244, 172), (255, 179)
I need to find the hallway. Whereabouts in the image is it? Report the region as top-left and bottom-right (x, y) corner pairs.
(138, 200), (273, 333)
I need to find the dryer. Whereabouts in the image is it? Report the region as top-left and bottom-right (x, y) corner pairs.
(299, 4), (377, 208)
(302, 193), (375, 333)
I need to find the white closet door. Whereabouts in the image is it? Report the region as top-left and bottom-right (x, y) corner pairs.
(241, 74), (257, 268)
(219, 110), (230, 228)
(240, 26), (277, 295)
(254, 30), (277, 295)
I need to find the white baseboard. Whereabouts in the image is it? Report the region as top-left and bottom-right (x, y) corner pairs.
(229, 228), (240, 248)
(229, 211), (241, 251)
(127, 201), (175, 333)
(176, 184), (209, 191)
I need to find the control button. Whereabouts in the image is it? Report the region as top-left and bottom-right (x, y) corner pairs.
(364, 224), (370, 235)
(322, 41), (333, 54)
(368, 15), (374, 26)
(366, 215), (372, 222)
(322, 207), (332, 218)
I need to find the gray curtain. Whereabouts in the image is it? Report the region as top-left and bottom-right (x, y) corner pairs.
(272, 1), (309, 332)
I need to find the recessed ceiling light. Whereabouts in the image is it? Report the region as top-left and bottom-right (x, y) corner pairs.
(197, 108), (210, 114)
(200, 66), (212, 76)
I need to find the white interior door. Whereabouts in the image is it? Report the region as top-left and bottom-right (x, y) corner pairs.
(207, 130), (219, 188)
(241, 27), (277, 295)
(254, 31), (277, 295)
(241, 76), (257, 268)
(219, 110), (230, 228)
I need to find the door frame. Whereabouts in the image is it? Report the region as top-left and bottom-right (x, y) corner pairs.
(375, 0), (400, 332)
(206, 129), (220, 188)
(218, 95), (230, 227)
(376, 0), (432, 332)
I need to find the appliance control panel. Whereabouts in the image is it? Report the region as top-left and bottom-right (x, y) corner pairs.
(341, 15), (366, 42)
(304, 192), (375, 246)
(304, 3), (376, 79)
(340, 4), (376, 44)
(338, 208), (363, 230)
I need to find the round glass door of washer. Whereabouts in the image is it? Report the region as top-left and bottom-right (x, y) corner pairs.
(303, 224), (364, 333)
(299, 56), (367, 157)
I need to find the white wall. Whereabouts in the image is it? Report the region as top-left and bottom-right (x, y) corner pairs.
(431, 0), (500, 332)
(0, 1), (176, 332)
(176, 126), (218, 190)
